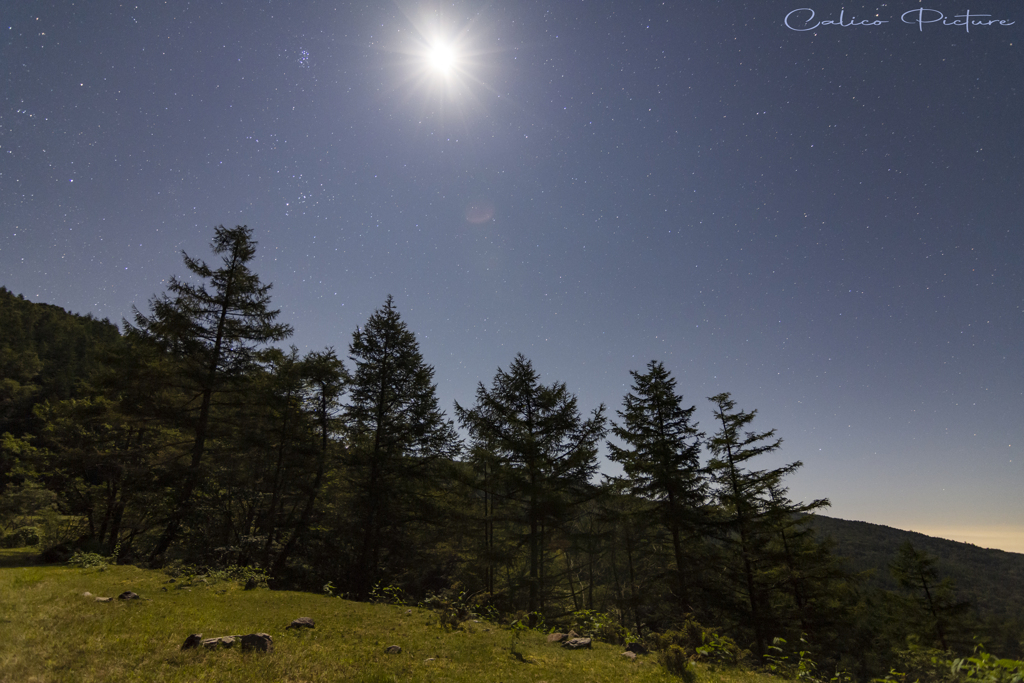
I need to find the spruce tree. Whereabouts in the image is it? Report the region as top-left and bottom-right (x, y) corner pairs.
(455, 354), (606, 622)
(707, 392), (825, 658)
(890, 541), (969, 651)
(272, 347), (348, 576)
(343, 296), (459, 597)
(125, 225), (292, 560)
(608, 360), (708, 612)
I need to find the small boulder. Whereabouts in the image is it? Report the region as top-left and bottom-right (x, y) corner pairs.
(286, 617), (315, 630)
(546, 632), (567, 643)
(384, 645), (402, 654)
(202, 636), (237, 649)
(625, 642), (649, 655)
(621, 651), (638, 660)
(241, 633), (274, 653)
(181, 634), (203, 650)
(562, 637), (592, 650)
(82, 591), (93, 598)
(117, 591), (140, 600)
(95, 597), (112, 603)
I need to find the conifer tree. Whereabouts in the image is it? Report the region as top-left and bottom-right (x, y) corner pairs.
(343, 296), (459, 597)
(890, 541), (969, 651)
(272, 347), (348, 576)
(707, 392), (825, 658)
(608, 360), (708, 612)
(125, 225), (292, 560)
(455, 354), (605, 622)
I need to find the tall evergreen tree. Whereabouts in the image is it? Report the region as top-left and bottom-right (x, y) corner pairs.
(890, 541), (970, 651)
(272, 347), (348, 577)
(125, 225), (292, 560)
(707, 392), (826, 658)
(342, 296), (460, 597)
(608, 360), (708, 613)
(455, 354), (606, 623)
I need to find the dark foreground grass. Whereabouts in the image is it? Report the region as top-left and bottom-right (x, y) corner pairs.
(0, 548), (773, 683)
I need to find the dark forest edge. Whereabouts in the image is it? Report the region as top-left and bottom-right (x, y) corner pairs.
(1, 225), (1021, 682)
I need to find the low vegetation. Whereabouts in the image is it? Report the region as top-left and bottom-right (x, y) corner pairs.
(0, 549), (771, 683)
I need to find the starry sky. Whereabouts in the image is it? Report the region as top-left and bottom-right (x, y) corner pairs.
(3, 1), (1022, 552)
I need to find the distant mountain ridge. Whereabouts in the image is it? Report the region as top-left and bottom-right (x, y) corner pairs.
(808, 515), (1024, 621)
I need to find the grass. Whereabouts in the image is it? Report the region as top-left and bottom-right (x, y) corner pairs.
(0, 548), (775, 683)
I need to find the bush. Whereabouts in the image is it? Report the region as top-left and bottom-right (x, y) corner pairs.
(422, 587), (476, 630)
(566, 609), (629, 645)
(0, 526), (40, 548)
(162, 562), (271, 589)
(662, 644), (698, 682)
(646, 618), (743, 665)
(67, 551), (111, 569)
(952, 645), (1024, 683)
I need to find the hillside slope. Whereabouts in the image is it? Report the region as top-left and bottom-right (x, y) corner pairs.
(0, 550), (769, 683)
(808, 515), (1024, 620)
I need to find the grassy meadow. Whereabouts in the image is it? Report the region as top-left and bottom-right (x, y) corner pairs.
(0, 548), (772, 683)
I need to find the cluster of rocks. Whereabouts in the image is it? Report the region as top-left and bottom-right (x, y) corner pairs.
(621, 642), (649, 660)
(83, 590), (141, 603)
(179, 617), (316, 654)
(180, 633), (273, 652)
(546, 630), (593, 650)
(546, 630), (649, 660)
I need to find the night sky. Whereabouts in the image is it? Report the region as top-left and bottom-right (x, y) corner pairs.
(3, 1), (1021, 552)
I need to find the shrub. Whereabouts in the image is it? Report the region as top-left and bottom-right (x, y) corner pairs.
(646, 618), (742, 665)
(662, 644), (698, 682)
(162, 562), (271, 589)
(567, 609), (629, 645)
(0, 526), (40, 548)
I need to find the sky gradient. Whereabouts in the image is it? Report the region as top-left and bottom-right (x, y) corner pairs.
(2, 1), (1021, 552)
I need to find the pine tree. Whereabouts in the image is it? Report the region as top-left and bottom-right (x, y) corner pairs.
(455, 353), (606, 622)
(272, 347), (348, 577)
(343, 296), (459, 597)
(608, 360), (708, 612)
(890, 541), (970, 651)
(707, 392), (824, 658)
(125, 225), (292, 560)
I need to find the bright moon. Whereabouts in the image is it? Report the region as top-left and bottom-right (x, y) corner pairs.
(427, 43), (457, 75)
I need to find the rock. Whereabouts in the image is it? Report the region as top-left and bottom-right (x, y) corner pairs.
(384, 645), (402, 654)
(202, 636), (237, 649)
(562, 637), (592, 650)
(117, 591), (140, 600)
(424, 657), (435, 663)
(82, 591), (93, 598)
(625, 642), (649, 655)
(621, 651), (638, 660)
(95, 597), (112, 603)
(567, 630), (581, 639)
(286, 617), (315, 630)
(546, 632), (567, 643)
(181, 634), (203, 650)
(241, 633), (274, 653)
(244, 577), (260, 590)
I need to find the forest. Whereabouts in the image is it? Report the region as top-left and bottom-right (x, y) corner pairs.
(1, 225), (1021, 680)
